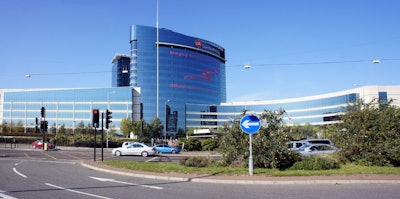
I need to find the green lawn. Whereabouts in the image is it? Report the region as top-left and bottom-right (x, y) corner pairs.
(102, 160), (400, 177)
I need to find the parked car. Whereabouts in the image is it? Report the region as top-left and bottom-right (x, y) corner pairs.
(31, 140), (55, 149)
(154, 144), (180, 154)
(287, 140), (309, 150)
(121, 141), (134, 148)
(298, 144), (339, 156)
(112, 143), (156, 157)
(288, 139), (333, 150)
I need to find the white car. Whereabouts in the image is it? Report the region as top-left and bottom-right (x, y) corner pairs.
(298, 144), (339, 156)
(288, 139), (333, 150)
(112, 143), (156, 157)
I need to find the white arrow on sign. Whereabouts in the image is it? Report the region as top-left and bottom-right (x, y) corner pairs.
(89, 176), (163, 190)
(241, 120), (260, 128)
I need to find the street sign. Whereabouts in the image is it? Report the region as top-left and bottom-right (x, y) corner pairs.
(240, 115), (261, 134)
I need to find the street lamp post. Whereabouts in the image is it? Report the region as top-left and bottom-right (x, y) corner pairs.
(107, 91), (115, 148)
(164, 100), (170, 142)
(156, 0), (160, 119)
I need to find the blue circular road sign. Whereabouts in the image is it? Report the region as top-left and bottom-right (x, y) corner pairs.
(240, 115), (261, 134)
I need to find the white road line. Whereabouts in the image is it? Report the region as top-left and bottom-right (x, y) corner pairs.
(45, 183), (112, 199)
(0, 190), (18, 199)
(90, 176), (164, 190)
(12, 168), (27, 178)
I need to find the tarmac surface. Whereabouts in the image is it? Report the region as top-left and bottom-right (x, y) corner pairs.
(81, 158), (400, 185)
(3, 143), (400, 185)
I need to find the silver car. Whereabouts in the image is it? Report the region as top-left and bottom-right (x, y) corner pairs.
(298, 144), (339, 156)
(112, 143), (156, 157)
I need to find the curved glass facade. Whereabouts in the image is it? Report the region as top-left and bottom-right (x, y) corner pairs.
(130, 25), (226, 133)
(185, 94), (355, 128)
(185, 86), (400, 129)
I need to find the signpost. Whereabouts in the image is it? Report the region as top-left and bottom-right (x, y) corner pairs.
(240, 115), (261, 176)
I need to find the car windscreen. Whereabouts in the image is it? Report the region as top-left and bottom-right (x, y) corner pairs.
(298, 145), (310, 151)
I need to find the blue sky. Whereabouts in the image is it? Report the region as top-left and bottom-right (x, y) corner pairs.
(1, 0), (399, 102)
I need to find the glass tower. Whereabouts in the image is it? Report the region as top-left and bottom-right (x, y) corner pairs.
(129, 25), (226, 134)
(112, 54), (131, 87)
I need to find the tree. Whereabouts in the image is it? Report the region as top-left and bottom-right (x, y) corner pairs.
(176, 127), (186, 138)
(14, 121), (25, 133)
(218, 111), (254, 167)
(134, 119), (147, 141)
(218, 109), (299, 169)
(253, 109), (300, 169)
(287, 124), (317, 140)
(333, 99), (400, 166)
(146, 118), (163, 138)
(120, 117), (134, 137)
(59, 124), (66, 134)
(75, 121), (86, 134)
(50, 123), (57, 134)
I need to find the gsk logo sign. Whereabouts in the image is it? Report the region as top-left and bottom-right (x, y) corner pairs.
(195, 39), (202, 47)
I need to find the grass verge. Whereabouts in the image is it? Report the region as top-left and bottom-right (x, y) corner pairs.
(102, 160), (400, 177)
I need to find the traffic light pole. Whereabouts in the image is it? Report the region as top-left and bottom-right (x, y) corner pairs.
(101, 112), (104, 161)
(41, 107), (46, 151)
(105, 109), (112, 149)
(92, 109), (100, 162)
(93, 127), (96, 161)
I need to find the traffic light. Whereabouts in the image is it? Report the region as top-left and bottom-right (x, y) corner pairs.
(35, 117), (39, 133)
(40, 121), (45, 131)
(40, 107), (46, 118)
(44, 121), (48, 131)
(92, 109), (99, 128)
(105, 109), (112, 129)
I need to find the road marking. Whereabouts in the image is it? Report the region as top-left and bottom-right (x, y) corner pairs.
(23, 152), (31, 158)
(146, 157), (160, 162)
(40, 151), (57, 160)
(60, 151), (83, 160)
(90, 176), (164, 190)
(0, 190), (18, 199)
(13, 168), (27, 178)
(14, 160), (24, 166)
(45, 183), (112, 199)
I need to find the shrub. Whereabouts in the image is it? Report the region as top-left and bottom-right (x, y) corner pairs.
(290, 156), (340, 170)
(50, 133), (70, 146)
(179, 156), (215, 167)
(183, 138), (202, 151)
(201, 138), (218, 151)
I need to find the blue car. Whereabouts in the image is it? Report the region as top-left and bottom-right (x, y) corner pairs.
(155, 144), (180, 154)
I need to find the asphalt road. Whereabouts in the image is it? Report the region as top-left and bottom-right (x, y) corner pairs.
(1, 146), (400, 199)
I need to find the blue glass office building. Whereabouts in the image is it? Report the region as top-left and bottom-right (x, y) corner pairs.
(185, 86), (400, 129)
(129, 25), (226, 134)
(112, 54), (131, 87)
(0, 87), (140, 132)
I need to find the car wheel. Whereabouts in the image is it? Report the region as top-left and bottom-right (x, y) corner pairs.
(141, 151), (148, 157)
(171, 150), (176, 154)
(115, 150), (122, 156)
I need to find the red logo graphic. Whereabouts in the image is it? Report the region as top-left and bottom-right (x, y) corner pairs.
(195, 39), (202, 47)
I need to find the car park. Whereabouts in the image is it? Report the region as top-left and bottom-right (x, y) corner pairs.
(112, 142), (156, 157)
(154, 144), (180, 154)
(31, 140), (55, 149)
(298, 144), (339, 156)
